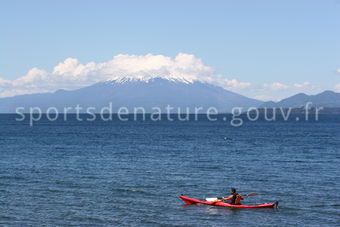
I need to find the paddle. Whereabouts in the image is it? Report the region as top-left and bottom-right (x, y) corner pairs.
(206, 193), (258, 202)
(245, 192), (258, 197)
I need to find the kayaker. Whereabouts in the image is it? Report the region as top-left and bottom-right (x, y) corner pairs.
(223, 188), (244, 205)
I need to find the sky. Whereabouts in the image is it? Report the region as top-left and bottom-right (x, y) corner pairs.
(0, 0), (339, 100)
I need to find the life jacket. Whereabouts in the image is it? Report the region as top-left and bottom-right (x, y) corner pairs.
(231, 193), (243, 205)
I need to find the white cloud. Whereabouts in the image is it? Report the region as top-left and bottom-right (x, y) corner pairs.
(263, 82), (289, 91)
(335, 84), (340, 92)
(222, 79), (251, 89)
(237, 81), (320, 101)
(253, 95), (273, 101)
(293, 81), (310, 88)
(0, 53), (252, 98)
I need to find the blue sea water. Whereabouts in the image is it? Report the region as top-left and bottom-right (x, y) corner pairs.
(0, 114), (339, 226)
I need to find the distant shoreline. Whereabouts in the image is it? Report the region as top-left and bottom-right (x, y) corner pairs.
(0, 108), (340, 114)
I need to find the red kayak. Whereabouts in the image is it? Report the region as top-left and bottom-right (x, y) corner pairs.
(179, 195), (278, 209)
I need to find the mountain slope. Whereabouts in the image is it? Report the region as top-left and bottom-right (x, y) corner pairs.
(261, 90), (340, 108)
(0, 77), (263, 113)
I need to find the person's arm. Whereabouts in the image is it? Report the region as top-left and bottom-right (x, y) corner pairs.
(223, 195), (233, 201)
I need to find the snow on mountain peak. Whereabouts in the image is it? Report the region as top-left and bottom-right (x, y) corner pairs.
(105, 75), (195, 85)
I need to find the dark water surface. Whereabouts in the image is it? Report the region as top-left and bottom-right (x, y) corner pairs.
(0, 114), (339, 226)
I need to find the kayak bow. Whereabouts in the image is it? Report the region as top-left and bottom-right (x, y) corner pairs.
(179, 195), (278, 208)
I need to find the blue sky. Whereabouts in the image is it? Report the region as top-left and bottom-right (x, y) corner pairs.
(0, 0), (339, 100)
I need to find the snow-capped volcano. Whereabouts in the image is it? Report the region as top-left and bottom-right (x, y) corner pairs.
(0, 53), (251, 99)
(0, 77), (263, 113)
